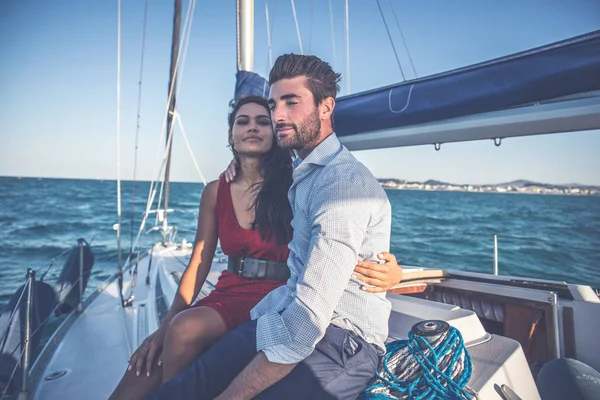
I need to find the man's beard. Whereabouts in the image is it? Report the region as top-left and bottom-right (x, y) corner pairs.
(275, 109), (321, 150)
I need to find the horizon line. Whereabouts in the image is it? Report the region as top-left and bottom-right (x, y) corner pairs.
(2, 174), (599, 188)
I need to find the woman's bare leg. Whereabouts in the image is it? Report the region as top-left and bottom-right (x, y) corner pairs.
(108, 306), (227, 400)
(161, 306), (227, 383)
(108, 360), (163, 400)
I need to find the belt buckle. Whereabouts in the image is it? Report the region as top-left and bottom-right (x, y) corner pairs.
(257, 259), (268, 279)
(238, 256), (245, 276)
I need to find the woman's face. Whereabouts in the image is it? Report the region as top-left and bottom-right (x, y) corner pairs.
(229, 102), (274, 157)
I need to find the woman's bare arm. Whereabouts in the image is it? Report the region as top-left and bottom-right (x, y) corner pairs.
(163, 180), (220, 325)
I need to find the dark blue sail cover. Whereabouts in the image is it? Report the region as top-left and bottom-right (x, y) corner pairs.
(334, 30), (600, 138)
(234, 70), (270, 100)
(234, 30), (600, 138)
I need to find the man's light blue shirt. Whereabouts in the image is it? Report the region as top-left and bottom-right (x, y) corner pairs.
(250, 133), (392, 364)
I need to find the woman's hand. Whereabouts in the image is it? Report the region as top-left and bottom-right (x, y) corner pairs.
(128, 325), (168, 377)
(353, 252), (403, 293)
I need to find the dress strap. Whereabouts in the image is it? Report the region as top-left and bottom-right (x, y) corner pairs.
(215, 175), (233, 218)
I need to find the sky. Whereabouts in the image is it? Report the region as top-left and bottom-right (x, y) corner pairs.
(1, 0), (599, 186)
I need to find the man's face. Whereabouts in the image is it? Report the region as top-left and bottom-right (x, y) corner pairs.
(268, 76), (321, 151)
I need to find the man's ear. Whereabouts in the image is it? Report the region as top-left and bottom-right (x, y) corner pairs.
(320, 97), (335, 121)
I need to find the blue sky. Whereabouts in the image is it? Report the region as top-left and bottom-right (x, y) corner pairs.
(1, 0), (599, 185)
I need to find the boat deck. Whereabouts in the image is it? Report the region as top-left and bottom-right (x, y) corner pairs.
(33, 243), (600, 399)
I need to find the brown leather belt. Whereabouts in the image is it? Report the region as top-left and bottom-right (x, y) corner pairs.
(227, 256), (290, 282)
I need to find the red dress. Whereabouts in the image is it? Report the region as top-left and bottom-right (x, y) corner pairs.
(191, 175), (289, 330)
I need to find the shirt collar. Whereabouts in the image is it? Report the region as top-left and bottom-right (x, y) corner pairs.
(293, 133), (340, 169)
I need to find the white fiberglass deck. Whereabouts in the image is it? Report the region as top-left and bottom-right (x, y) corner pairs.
(33, 244), (597, 399)
(32, 244), (200, 400)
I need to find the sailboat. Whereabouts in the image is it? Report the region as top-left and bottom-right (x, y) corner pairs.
(4, 0), (599, 399)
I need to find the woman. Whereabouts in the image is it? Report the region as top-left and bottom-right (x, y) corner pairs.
(109, 95), (401, 400)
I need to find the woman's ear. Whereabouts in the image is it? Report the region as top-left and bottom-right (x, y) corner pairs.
(227, 130), (234, 149)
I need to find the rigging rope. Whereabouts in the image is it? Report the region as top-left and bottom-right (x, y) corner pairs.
(126, 0), (198, 259)
(1, 269), (86, 399)
(116, 0), (125, 305)
(126, 0), (206, 305)
(290, 0), (304, 54)
(344, 0), (350, 93)
(0, 344), (26, 400)
(174, 0), (197, 100)
(150, 0), (196, 228)
(130, 0), (150, 258)
(38, 245), (74, 281)
(264, 0), (278, 97)
(328, 0), (337, 72)
(18, 274), (85, 352)
(361, 321), (475, 399)
(344, 0), (350, 94)
(155, 0), (195, 225)
(388, 0), (417, 78)
(175, 112), (207, 186)
(0, 285), (27, 353)
(308, 0), (314, 54)
(153, 0), (196, 229)
(264, 0), (275, 70)
(375, 0), (406, 81)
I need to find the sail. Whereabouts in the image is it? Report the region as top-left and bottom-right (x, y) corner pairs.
(234, 30), (600, 150)
(234, 70), (269, 100)
(335, 29), (600, 150)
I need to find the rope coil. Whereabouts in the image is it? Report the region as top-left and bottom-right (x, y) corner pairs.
(361, 320), (475, 400)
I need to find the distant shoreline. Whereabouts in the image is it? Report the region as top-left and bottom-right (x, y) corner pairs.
(382, 186), (598, 197)
(378, 178), (600, 196)
(2, 176), (599, 196)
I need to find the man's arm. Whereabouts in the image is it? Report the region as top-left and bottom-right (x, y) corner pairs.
(218, 177), (380, 398)
(256, 176), (388, 362)
(215, 352), (296, 400)
(219, 181), (376, 399)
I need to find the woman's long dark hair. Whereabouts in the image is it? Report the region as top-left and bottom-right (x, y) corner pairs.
(227, 95), (293, 246)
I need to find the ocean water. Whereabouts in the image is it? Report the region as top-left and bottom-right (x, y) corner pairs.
(1, 176), (599, 315)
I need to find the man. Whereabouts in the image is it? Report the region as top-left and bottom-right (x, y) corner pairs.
(146, 53), (393, 400)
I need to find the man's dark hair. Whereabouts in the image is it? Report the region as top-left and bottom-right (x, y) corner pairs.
(269, 53), (341, 106)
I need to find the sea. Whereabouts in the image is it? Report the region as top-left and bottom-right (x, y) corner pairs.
(1, 176), (599, 340)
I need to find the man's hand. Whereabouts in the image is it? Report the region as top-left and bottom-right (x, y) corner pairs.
(353, 252), (402, 293)
(219, 158), (238, 183)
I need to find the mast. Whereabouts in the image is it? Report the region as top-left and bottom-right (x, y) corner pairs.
(237, 0), (255, 72)
(163, 0), (182, 227)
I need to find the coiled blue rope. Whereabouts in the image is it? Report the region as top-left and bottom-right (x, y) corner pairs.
(360, 324), (474, 400)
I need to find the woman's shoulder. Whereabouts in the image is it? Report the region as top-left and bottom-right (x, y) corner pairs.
(201, 179), (220, 203)
(205, 178), (221, 190)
